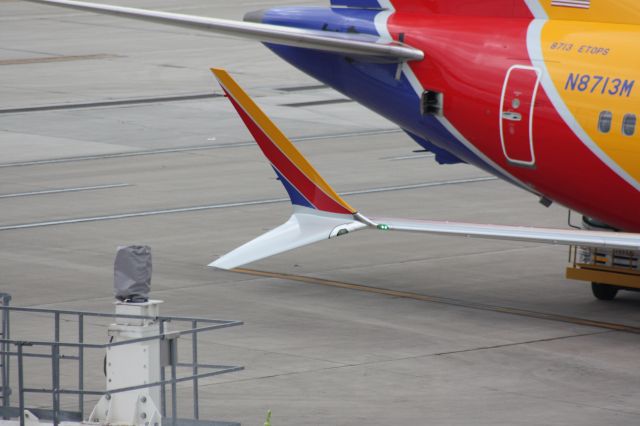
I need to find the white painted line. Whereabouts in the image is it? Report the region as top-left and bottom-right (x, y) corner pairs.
(383, 153), (435, 161)
(0, 177), (498, 231)
(0, 183), (129, 199)
(342, 177), (497, 196)
(0, 199), (287, 231)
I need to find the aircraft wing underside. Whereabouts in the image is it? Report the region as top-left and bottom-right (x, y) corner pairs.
(24, 0), (424, 62)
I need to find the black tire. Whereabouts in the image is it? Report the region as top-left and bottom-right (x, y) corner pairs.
(591, 282), (618, 300)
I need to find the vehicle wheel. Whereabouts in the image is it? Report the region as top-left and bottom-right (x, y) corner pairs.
(591, 283), (618, 300)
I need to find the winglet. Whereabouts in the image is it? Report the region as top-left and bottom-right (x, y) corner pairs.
(209, 69), (367, 270)
(211, 68), (356, 215)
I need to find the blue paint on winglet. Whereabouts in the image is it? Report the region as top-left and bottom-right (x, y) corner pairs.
(273, 167), (315, 209)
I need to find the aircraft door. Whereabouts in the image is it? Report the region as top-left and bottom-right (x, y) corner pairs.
(499, 65), (541, 167)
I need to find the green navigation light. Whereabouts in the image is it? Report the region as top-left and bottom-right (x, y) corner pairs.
(377, 224), (390, 231)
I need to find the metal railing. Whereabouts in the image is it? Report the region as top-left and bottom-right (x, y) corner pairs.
(0, 304), (243, 426)
(0, 294), (10, 420)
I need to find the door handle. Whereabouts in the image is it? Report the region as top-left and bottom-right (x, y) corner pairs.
(502, 111), (522, 121)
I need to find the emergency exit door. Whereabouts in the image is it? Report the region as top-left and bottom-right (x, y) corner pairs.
(499, 65), (541, 167)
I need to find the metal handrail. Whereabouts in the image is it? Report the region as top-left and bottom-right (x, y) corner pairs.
(0, 320), (241, 349)
(2, 305), (236, 321)
(0, 303), (243, 426)
(0, 294), (10, 421)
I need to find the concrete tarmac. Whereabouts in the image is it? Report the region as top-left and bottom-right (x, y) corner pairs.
(2, 1), (640, 425)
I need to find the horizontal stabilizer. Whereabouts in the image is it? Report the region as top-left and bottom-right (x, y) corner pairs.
(24, 0), (423, 62)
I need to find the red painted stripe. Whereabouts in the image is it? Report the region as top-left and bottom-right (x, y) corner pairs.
(388, 0), (535, 18)
(223, 89), (352, 215)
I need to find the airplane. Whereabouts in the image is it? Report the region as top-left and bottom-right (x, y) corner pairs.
(23, 0), (640, 300)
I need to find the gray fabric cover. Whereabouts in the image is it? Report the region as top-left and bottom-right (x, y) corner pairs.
(114, 245), (152, 302)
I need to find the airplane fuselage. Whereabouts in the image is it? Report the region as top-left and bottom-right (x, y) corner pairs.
(257, 3), (640, 231)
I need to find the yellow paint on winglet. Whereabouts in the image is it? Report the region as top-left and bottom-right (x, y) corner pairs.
(211, 68), (357, 214)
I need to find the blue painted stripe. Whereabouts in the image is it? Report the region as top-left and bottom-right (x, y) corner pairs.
(404, 131), (465, 165)
(272, 166), (315, 209)
(262, 7), (380, 36)
(330, 0), (383, 9)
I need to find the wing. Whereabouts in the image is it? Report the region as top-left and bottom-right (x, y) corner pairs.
(24, 0), (423, 62)
(370, 217), (640, 250)
(208, 68), (640, 270)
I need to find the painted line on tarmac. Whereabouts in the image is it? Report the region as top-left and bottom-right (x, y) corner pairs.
(282, 98), (353, 107)
(0, 83), (332, 114)
(0, 177), (497, 231)
(0, 54), (123, 67)
(0, 129), (402, 168)
(232, 268), (640, 334)
(0, 183), (129, 199)
(0, 93), (222, 114)
(276, 84), (327, 92)
(342, 176), (496, 195)
(383, 153), (435, 161)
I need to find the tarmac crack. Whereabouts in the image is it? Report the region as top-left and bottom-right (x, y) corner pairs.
(428, 330), (610, 357)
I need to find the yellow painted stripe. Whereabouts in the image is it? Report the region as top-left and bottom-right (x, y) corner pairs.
(542, 0), (640, 26)
(211, 68), (356, 214)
